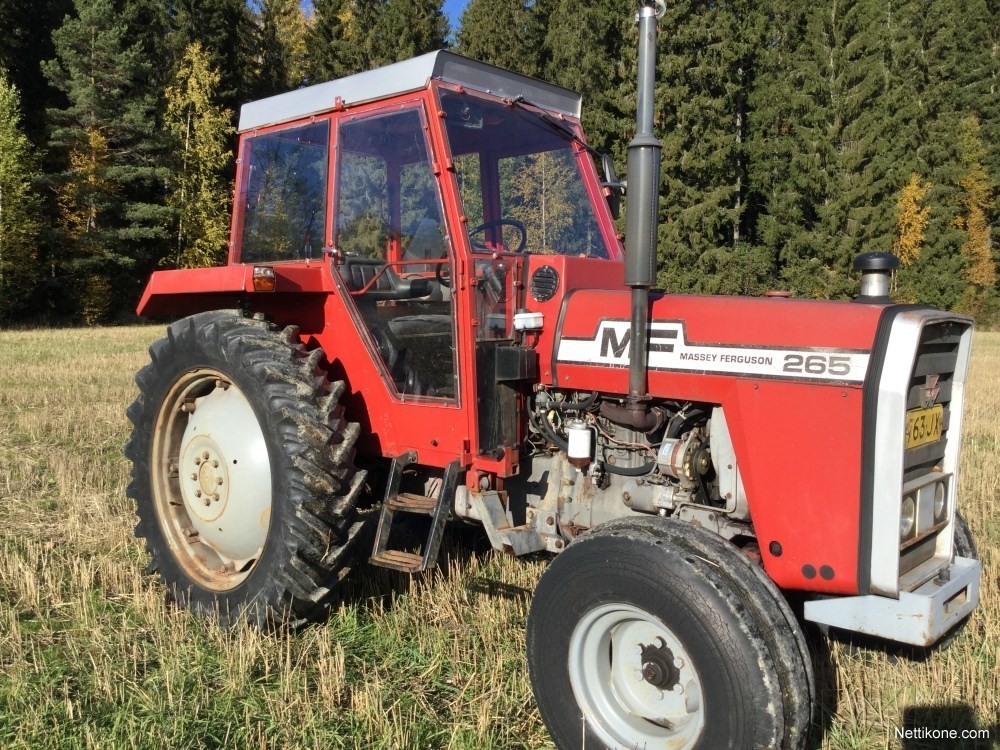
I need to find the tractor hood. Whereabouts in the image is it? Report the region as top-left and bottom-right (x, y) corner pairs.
(550, 289), (886, 395)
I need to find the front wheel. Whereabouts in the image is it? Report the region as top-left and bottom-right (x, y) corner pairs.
(125, 311), (367, 626)
(527, 518), (813, 749)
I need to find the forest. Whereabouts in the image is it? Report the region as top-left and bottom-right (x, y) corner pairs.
(0, 0), (996, 325)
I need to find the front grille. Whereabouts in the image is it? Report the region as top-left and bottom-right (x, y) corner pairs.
(899, 319), (970, 585)
(902, 322), (964, 485)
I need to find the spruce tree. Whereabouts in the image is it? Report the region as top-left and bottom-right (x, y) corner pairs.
(544, 0), (631, 157)
(370, 0), (449, 67)
(749, 0), (890, 299)
(165, 43), (233, 269)
(889, 0), (993, 310)
(0, 69), (40, 321)
(654, 0), (769, 295)
(252, 0), (310, 97)
(456, 0), (546, 77)
(43, 0), (170, 322)
(307, 0), (356, 81)
(0, 0), (73, 143)
(169, 0), (256, 112)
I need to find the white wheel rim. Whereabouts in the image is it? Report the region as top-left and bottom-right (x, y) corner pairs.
(568, 603), (705, 749)
(178, 383), (271, 565)
(150, 369), (272, 591)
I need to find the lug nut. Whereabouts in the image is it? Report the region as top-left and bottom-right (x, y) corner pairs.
(216, 477), (224, 485)
(202, 451), (210, 460)
(203, 497), (211, 506)
(212, 460), (219, 468)
(195, 490), (202, 498)
(190, 473), (197, 480)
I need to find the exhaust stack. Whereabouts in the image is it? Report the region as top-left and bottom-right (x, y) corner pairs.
(625, 0), (664, 402)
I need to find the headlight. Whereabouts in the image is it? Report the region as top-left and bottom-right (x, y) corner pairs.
(900, 494), (916, 540)
(933, 481), (947, 522)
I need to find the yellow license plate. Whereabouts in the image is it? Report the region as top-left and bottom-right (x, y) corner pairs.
(905, 404), (944, 449)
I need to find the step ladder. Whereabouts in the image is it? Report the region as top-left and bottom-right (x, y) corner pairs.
(369, 452), (460, 573)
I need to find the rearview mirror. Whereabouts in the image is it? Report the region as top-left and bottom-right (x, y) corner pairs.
(600, 153), (624, 219)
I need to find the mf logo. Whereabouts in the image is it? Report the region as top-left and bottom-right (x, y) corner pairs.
(600, 328), (631, 358)
(599, 325), (677, 359)
(923, 374), (941, 408)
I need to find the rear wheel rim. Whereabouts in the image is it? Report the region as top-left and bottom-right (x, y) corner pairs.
(568, 602), (705, 749)
(150, 368), (272, 591)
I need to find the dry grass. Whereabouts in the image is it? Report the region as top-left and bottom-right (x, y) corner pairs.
(0, 325), (996, 749)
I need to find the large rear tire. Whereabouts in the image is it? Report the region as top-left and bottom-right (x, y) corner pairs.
(125, 311), (367, 626)
(527, 518), (813, 750)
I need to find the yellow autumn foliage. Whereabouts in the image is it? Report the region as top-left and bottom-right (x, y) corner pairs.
(892, 173), (931, 267)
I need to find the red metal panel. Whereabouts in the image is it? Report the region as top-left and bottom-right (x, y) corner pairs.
(549, 290), (886, 595)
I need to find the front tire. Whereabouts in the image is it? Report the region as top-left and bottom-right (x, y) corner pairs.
(527, 518), (813, 749)
(125, 311), (367, 626)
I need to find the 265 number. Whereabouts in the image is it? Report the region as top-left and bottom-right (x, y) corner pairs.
(782, 354), (852, 377)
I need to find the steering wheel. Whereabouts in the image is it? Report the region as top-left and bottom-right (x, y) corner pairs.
(435, 255), (452, 288)
(469, 218), (528, 253)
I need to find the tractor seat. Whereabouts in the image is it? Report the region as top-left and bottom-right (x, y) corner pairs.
(340, 256), (433, 301)
(376, 314), (455, 397)
(341, 257), (394, 294)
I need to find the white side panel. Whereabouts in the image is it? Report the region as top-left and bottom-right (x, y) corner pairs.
(868, 315), (920, 596)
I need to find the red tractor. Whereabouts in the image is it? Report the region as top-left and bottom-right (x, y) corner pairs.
(126, 3), (981, 747)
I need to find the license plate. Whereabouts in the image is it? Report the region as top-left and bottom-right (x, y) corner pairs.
(905, 404), (944, 449)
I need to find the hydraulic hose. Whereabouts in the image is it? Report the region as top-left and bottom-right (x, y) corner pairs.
(528, 402), (569, 453)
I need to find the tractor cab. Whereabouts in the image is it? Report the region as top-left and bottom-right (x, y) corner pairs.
(143, 51), (625, 475)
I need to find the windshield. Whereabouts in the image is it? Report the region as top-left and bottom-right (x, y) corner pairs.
(438, 89), (613, 259)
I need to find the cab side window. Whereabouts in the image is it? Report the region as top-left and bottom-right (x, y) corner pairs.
(240, 121), (329, 263)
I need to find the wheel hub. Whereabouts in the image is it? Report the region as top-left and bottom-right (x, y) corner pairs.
(181, 437), (231, 521)
(640, 637), (681, 690)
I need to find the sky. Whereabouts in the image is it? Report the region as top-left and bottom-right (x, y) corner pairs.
(442, 0), (468, 33)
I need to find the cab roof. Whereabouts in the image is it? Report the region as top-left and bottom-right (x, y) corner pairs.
(238, 50), (582, 133)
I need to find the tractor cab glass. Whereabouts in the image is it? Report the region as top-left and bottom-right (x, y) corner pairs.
(439, 89), (612, 260)
(333, 106), (458, 401)
(239, 121), (330, 263)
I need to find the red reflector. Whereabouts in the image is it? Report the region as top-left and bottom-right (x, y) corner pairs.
(252, 266), (276, 292)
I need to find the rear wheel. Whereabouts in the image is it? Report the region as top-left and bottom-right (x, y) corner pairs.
(125, 311), (367, 626)
(527, 518), (813, 750)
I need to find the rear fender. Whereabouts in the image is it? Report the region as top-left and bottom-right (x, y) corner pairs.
(136, 264), (333, 321)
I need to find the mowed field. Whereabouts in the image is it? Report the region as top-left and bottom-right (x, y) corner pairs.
(0, 325), (997, 750)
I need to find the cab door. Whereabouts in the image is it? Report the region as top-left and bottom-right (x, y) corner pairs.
(332, 103), (461, 403)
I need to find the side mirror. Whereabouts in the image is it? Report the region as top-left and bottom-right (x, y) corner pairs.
(600, 153), (624, 219)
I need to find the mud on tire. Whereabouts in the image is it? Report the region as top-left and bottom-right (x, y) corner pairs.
(124, 310), (368, 626)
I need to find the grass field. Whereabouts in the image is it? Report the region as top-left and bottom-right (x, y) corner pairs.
(0, 325), (996, 749)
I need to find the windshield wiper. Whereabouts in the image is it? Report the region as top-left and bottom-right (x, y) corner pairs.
(508, 95), (601, 158)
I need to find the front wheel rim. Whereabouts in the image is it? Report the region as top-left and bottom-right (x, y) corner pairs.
(568, 602), (705, 749)
(150, 368), (272, 591)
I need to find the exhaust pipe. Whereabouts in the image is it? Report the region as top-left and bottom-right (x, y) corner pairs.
(625, 0), (663, 403)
